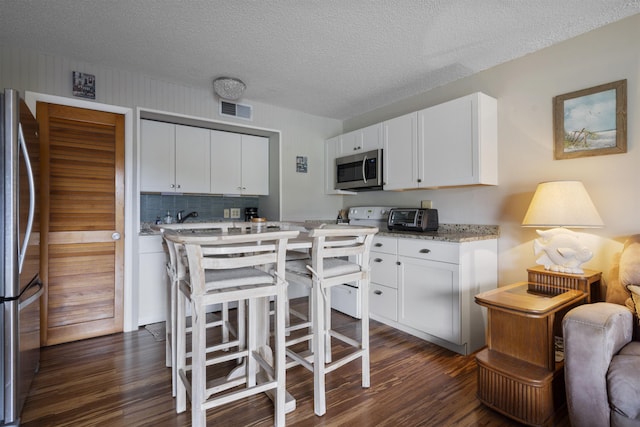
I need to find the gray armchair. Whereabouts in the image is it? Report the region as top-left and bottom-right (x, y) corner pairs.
(563, 235), (640, 426)
(563, 302), (640, 426)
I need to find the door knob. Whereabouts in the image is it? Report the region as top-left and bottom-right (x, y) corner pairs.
(112, 232), (121, 240)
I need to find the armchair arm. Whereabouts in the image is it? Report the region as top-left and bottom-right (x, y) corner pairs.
(562, 302), (634, 427)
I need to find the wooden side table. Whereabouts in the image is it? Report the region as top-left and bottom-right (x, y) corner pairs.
(527, 265), (602, 303)
(475, 282), (587, 426)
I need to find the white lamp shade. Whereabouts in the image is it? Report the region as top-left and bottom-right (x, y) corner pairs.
(522, 181), (604, 228)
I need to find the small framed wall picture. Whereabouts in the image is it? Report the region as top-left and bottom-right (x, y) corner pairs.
(72, 71), (96, 99)
(553, 79), (627, 159)
(296, 156), (308, 173)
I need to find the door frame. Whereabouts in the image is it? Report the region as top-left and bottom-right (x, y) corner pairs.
(26, 92), (136, 332)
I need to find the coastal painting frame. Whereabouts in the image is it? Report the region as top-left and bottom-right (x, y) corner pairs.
(553, 79), (627, 160)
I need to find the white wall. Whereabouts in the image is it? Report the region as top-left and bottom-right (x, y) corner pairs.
(0, 42), (344, 222)
(344, 14), (640, 287)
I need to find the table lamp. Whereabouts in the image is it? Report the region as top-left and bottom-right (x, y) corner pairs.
(522, 180), (604, 274)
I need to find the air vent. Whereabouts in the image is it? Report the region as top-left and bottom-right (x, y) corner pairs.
(219, 100), (253, 121)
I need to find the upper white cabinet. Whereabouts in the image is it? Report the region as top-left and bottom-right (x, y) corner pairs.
(382, 112), (418, 190)
(339, 123), (383, 155)
(210, 130), (269, 195)
(418, 92), (497, 188)
(140, 120), (210, 193)
(383, 92), (497, 190)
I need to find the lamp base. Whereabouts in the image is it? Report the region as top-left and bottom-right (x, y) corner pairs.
(533, 228), (593, 275)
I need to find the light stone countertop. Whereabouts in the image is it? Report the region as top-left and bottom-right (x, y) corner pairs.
(140, 220), (499, 243)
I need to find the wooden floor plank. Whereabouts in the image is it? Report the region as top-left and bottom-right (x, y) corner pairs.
(21, 300), (569, 426)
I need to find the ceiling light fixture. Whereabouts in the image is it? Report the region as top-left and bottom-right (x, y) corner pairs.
(213, 77), (246, 101)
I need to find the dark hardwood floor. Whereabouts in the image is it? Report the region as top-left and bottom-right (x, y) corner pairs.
(21, 300), (570, 426)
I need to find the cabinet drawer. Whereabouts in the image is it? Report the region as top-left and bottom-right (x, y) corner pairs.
(372, 235), (397, 254)
(139, 235), (165, 254)
(398, 239), (459, 264)
(371, 252), (397, 289)
(370, 284), (397, 321)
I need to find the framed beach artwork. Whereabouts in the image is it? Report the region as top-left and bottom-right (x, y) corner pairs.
(553, 79), (627, 160)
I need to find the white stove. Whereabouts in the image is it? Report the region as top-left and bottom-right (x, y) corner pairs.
(331, 206), (395, 319)
(348, 206), (394, 230)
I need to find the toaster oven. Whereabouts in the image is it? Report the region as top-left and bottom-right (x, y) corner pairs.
(387, 208), (439, 232)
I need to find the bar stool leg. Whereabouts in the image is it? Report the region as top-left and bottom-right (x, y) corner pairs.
(275, 284), (286, 426)
(191, 298), (207, 427)
(176, 287), (187, 413)
(360, 276), (370, 388)
(312, 277), (327, 416)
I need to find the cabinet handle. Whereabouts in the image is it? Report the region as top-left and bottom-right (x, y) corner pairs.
(170, 184), (175, 188)
(417, 179), (422, 183)
(374, 290), (382, 295)
(396, 261), (401, 265)
(419, 249), (431, 254)
(176, 184), (181, 189)
(374, 258), (383, 263)
(374, 243), (383, 247)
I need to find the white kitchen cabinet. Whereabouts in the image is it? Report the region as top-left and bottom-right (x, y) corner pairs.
(210, 130), (269, 195)
(418, 92), (497, 187)
(368, 235), (497, 355)
(340, 123), (383, 155)
(383, 92), (497, 190)
(140, 120), (210, 193)
(382, 112), (418, 190)
(138, 235), (168, 326)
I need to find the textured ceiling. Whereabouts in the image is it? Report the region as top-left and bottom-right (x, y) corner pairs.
(1, 1), (638, 119)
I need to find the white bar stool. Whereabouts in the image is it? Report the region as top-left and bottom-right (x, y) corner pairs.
(163, 234), (244, 397)
(173, 229), (298, 427)
(284, 224), (378, 416)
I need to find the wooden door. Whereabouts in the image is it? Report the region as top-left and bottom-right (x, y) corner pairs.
(37, 102), (125, 346)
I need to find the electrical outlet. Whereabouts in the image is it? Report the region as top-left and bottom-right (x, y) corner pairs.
(223, 209), (230, 218)
(230, 208), (241, 218)
(421, 200), (433, 209)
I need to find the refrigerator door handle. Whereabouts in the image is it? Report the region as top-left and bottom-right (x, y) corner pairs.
(18, 278), (44, 311)
(18, 122), (36, 274)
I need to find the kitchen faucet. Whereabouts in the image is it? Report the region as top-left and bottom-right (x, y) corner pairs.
(176, 210), (198, 223)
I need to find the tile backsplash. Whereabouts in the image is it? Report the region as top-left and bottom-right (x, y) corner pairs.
(140, 193), (260, 223)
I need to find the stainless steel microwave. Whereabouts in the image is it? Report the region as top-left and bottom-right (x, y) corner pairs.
(335, 149), (383, 191)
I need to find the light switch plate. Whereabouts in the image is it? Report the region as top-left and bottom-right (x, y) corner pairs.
(223, 209), (230, 218)
(230, 208), (241, 218)
(421, 200), (433, 209)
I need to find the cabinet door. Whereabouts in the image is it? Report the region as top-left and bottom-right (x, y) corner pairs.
(140, 120), (176, 192)
(383, 112), (418, 190)
(340, 129), (362, 154)
(398, 256), (460, 344)
(138, 235), (168, 326)
(418, 95), (473, 187)
(175, 125), (210, 193)
(361, 123), (383, 151)
(210, 130), (242, 194)
(241, 134), (269, 195)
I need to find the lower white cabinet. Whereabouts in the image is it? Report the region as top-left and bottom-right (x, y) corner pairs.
(368, 234), (497, 355)
(138, 235), (168, 326)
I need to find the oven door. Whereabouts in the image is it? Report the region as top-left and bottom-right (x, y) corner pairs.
(335, 149), (382, 191)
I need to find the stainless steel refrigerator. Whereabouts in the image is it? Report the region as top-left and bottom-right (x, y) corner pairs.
(1, 89), (43, 426)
